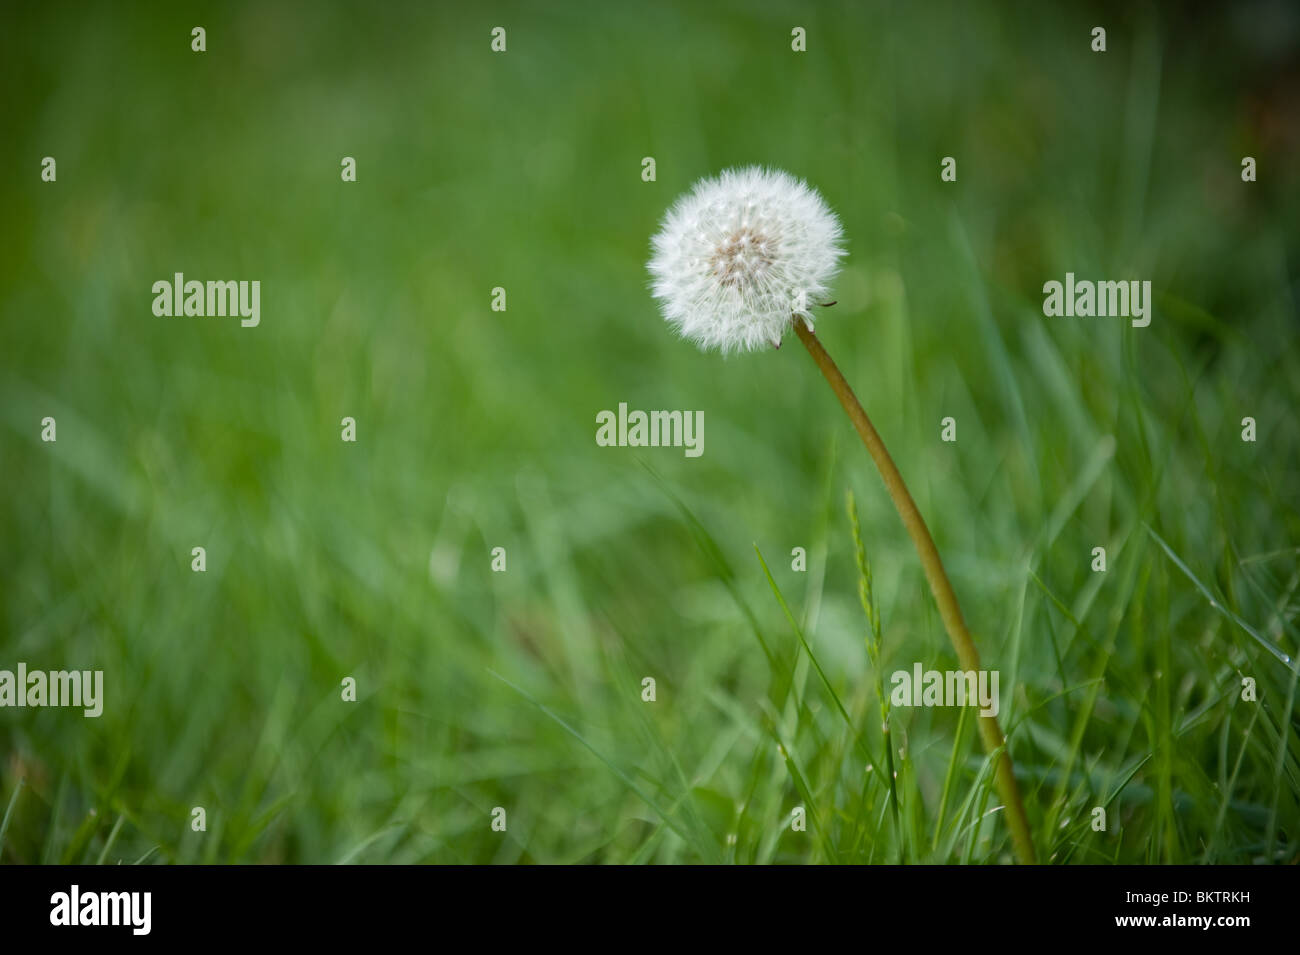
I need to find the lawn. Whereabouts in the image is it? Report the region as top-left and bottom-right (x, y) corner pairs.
(1, 0), (1297, 864)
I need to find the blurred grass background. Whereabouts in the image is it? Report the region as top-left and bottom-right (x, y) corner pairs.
(1, 0), (1298, 863)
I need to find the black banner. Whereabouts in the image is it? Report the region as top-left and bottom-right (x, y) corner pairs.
(0, 864), (1283, 942)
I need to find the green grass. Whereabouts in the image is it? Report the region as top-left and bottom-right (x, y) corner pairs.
(1, 0), (1297, 864)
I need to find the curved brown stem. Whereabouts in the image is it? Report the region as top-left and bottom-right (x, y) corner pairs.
(794, 318), (1036, 865)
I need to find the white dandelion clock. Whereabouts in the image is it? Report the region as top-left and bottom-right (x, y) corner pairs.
(648, 166), (846, 354)
(643, 166), (1036, 865)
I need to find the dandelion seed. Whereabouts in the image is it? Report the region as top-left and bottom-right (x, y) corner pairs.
(648, 166), (845, 354)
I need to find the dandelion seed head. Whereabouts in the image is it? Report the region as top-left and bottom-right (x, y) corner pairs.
(648, 166), (846, 354)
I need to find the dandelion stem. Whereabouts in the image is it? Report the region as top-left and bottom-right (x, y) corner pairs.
(794, 318), (1036, 865)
